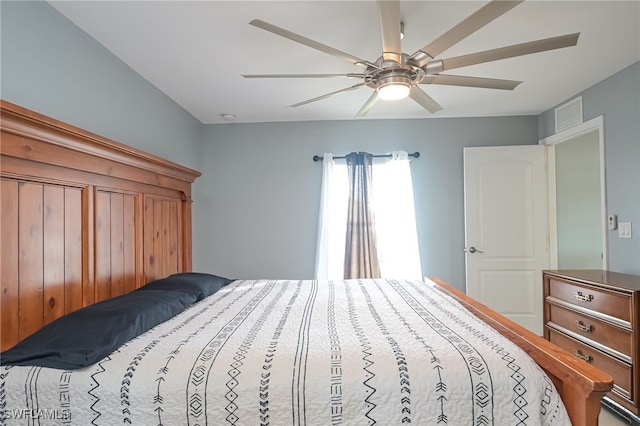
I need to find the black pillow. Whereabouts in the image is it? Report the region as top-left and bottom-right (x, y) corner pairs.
(0, 289), (196, 370)
(137, 272), (233, 301)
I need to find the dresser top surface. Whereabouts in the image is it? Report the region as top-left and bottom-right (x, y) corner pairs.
(544, 270), (640, 292)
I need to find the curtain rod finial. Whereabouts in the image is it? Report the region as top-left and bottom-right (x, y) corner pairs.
(313, 155), (323, 162)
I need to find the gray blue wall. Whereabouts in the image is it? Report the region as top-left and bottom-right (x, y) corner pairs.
(0, 1), (203, 170)
(539, 62), (640, 275)
(200, 117), (538, 288)
(1, 1), (206, 267)
(3, 1), (638, 288)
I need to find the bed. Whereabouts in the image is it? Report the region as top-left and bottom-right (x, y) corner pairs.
(0, 100), (613, 425)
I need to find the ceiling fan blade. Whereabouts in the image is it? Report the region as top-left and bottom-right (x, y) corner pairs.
(411, 0), (523, 67)
(377, 1), (402, 64)
(355, 91), (380, 117)
(250, 19), (376, 69)
(289, 83), (366, 108)
(421, 74), (521, 90)
(442, 33), (580, 71)
(243, 73), (365, 79)
(409, 86), (443, 113)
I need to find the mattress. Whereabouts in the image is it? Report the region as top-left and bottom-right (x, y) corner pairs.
(0, 278), (570, 425)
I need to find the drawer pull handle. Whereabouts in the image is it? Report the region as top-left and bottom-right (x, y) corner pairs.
(575, 321), (593, 332)
(573, 350), (592, 363)
(574, 291), (593, 302)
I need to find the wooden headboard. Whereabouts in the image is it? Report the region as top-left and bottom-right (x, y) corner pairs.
(0, 100), (201, 351)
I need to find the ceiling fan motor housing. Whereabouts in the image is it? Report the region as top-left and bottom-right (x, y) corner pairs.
(364, 54), (447, 94)
(364, 54), (428, 93)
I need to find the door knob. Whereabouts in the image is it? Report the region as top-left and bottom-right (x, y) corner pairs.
(467, 246), (484, 253)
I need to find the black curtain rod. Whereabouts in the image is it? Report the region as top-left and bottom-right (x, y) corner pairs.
(313, 152), (420, 162)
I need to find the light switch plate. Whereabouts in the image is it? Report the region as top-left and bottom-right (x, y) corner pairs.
(618, 222), (632, 239)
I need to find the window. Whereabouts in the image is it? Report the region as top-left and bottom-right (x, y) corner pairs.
(315, 151), (422, 280)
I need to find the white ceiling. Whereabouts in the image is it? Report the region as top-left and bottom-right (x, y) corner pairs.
(49, 1), (640, 124)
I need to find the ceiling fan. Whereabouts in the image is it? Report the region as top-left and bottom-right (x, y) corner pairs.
(243, 0), (580, 117)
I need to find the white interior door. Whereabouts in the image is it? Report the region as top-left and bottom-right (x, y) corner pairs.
(464, 146), (549, 335)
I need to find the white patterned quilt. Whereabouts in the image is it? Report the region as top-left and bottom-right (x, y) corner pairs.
(1, 278), (570, 425)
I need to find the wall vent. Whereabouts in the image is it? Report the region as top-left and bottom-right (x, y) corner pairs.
(555, 97), (583, 133)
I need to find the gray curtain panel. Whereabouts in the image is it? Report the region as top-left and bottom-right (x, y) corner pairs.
(344, 152), (381, 279)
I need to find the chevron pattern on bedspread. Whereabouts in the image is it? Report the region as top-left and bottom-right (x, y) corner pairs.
(0, 278), (570, 425)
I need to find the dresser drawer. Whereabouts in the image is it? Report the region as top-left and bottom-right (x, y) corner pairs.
(548, 328), (633, 400)
(547, 303), (633, 358)
(547, 278), (632, 324)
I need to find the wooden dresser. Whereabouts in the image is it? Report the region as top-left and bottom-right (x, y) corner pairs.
(543, 270), (640, 422)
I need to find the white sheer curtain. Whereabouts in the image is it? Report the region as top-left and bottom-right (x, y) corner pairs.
(372, 151), (422, 280)
(314, 154), (348, 279)
(315, 150), (422, 280)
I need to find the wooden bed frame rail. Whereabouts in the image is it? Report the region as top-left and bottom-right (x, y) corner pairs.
(429, 276), (613, 426)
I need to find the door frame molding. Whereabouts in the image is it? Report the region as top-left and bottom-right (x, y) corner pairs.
(538, 115), (607, 269)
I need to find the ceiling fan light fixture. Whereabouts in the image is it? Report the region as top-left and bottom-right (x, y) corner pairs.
(377, 74), (411, 101)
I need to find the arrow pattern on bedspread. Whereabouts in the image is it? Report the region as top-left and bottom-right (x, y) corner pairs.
(0, 278), (569, 426)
